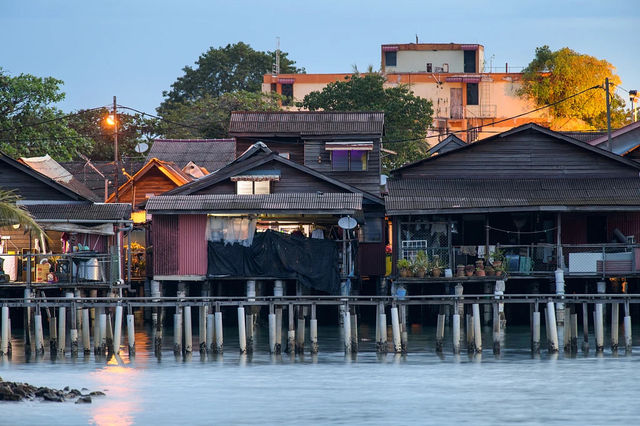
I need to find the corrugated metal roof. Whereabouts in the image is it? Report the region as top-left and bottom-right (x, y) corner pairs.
(229, 112), (384, 136)
(385, 177), (640, 214)
(147, 139), (236, 172)
(146, 193), (362, 213)
(560, 131), (607, 143)
(24, 203), (132, 222)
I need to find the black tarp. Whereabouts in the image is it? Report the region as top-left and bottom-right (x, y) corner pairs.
(207, 230), (340, 294)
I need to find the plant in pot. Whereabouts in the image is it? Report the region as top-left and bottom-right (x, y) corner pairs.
(413, 250), (429, 278)
(397, 258), (412, 278)
(490, 248), (506, 277)
(456, 264), (466, 277)
(485, 265), (495, 276)
(475, 259), (486, 277)
(431, 255), (444, 278)
(465, 264), (475, 277)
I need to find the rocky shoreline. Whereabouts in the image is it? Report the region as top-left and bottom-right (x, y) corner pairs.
(0, 378), (105, 403)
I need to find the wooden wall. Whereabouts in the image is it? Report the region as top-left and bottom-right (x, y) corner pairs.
(178, 215), (207, 275)
(236, 137), (304, 164)
(0, 162), (75, 201)
(152, 215), (178, 275)
(116, 167), (181, 206)
(396, 128), (640, 178)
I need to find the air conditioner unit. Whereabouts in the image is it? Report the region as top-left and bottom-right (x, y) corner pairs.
(434, 66), (444, 73)
(442, 63), (449, 72)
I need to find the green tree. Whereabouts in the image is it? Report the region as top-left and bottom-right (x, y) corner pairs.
(0, 189), (43, 235)
(158, 91), (282, 139)
(159, 42), (304, 113)
(299, 73), (433, 170)
(67, 108), (158, 161)
(519, 46), (628, 129)
(0, 69), (92, 160)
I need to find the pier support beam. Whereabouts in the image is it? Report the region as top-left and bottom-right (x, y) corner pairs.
(296, 313), (305, 354)
(1, 306), (9, 356)
(237, 307), (247, 354)
(207, 313), (215, 354)
(452, 313), (461, 354)
(287, 304), (295, 354)
(570, 312), (578, 353)
(492, 302), (501, 355)
(127, 312), (135, 356)
(554, 269), (565, 325)
(391, 306), (401, 353)
(23, 289), (32, 356)
(151, 281), (162, 354)
(173, 313), (182, 355)
(199, 286), (209, 354)
(377, 303), (387, 353)
(268, 309), (277, 354)
(546, 301), (559, 353)
(472, 303), (482, 353)
(82, 309), (90, 355)
(184, 306), (193, 354)
(310, 304), (318, 354)
(582, 302), (589, 353)
(532, 310), (541, 354)
(113, 305), (123, 355)
(350, 310), (358, 353)
(99, 311), (107, 355)
(611, 303), (619, 352)
(214, 310), (223, 354)
(343, 308), (352, 354)
(58, 302), (66, 355)
(624, 300), (632, 353)
(435, 313), (445, 353)
(35, 311), (45, 355)
(275, 306), (282, 354)
(466, 313), (475, 353)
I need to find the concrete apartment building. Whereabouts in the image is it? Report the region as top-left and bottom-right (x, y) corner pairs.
(263, 43), (550, 143)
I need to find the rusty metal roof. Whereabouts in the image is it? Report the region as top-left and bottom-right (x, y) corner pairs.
(229, 111), (384, 136)
(146, 193), (362, 213)
(23, 202), (132, 222)
(385, 177), (640, 214)
(147, 139), (236, 172)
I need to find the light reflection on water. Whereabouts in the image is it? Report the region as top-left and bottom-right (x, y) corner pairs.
(0, 323), (639, 425)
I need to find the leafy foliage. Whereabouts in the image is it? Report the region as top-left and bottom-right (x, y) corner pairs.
(159, 42), (303, 113)
(519, 46), (628, 129)
(299, 73), (433, 170)
(0, 69), (91, 160)
(0, 189), (43, 235)
(157, 91), (283, 139)
(67, 108), (157, 161)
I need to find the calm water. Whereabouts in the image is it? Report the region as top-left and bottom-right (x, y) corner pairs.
(1, 320), (640, 425)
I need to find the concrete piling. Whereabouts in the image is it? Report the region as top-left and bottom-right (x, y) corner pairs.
(391, 306), (401, 353)
(1, 306), (9, 356)
(435, 313), (445, 353)
(570, 313), (578, 353)
(452, 313), (461, 354)
(214, 311), (223, 354)
(492, 303), (501, 355)
(275, 307), (282, 354)
(113, 305), (123, 355)
(350, 311), (358, 353)
(310, 304), (318, 354)
(466, 313), (475, 353)
(49, 316), (57, 355)
(624, 300), (632, 353)
(82, 309), (90, 355)
(35, 312), (45, 355)
(546, 301), (559, 353)
(472, 303), (482, 353)
(173, 313), (182, 355)
(58, 303), (66, 355)
(594, 302), (604, 352)
(199, 305), (207, 354)
(532, 311), (541, 354)
(376, 303), (387, 353)
(207, 313), (215, 353)
(99, 312), (107, 355)
(611, 303), (619, 352)
(237, 307), (247, 354)
(296, 315), (305, 354)
(287, 304), (295, 354)
(343, 309), (352, 354)
(268, 311), (277, 354)
(184, 306), (193, 353)
(127, 313), (135, 355)
(582, 302), (589, 353)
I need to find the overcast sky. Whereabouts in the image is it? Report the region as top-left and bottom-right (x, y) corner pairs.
(1, 0), (638, 115)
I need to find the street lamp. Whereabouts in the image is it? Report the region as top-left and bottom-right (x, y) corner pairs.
(104, 96), (119, 202)
(630, 90), (638, 123)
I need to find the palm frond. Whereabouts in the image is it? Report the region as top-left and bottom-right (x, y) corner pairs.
(0, 189), (44, 236)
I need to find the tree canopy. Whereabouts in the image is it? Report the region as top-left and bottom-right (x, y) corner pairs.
(299, 73), (433, 170)
(159, 42), (303, 113)
(0, 69), (91, 160)
(519, 46), (628, 130)
(157, 90), (282, 139)
(67, 108), (157, 161)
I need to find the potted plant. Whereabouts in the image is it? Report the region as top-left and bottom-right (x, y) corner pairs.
(431, 255), (444, 278)
(465, 264), (475, 277)
(456, 264), (466, 277)
(413, 250), (429, 278)
(490, 248), (505, 270)
(475, 259), (485, 277)
(485, 265), (495, 276)
(397, 259), (412, 278)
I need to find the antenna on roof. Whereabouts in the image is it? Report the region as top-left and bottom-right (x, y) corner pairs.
(416, 34), (418, 44)
(273, 36), (280, 76)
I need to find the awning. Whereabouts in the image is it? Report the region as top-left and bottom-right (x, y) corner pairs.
(382, 46), (399, 52)
(40, 223), (115, 236)
(325, 141), (374, 151)
(461, 44), (479, 50)
(277, 78), (295, 84)
(445, 76), (482, 83)
(230, 170), (281, 182)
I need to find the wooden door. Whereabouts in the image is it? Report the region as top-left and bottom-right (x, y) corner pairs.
(450, 88), (463, 119)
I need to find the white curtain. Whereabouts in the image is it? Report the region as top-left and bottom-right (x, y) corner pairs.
(206, 217), (257, 247)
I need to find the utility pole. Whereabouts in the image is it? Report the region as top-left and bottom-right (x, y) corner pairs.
(605, 78), (612, 152)
(113, 95), (119, 202)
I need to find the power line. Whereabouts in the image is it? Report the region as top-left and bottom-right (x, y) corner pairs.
(117, 105), (226, 129)
(0, 106), (110, 135)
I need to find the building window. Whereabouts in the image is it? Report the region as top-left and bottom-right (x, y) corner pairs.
(236, 180), (270, 195)
(426, 63), (432, 73)
(281, 84), (293, 106)
(278, 152), (290, 159)
(331, 150), (368, 171)
(466, 83), (479, 105)
(270, 83), (277, 93)
(385, 51), (397, 67)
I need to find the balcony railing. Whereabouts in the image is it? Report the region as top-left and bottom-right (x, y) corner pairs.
(0, 252), (118, 286)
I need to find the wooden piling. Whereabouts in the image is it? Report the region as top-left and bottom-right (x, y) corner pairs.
(184, 306), (193, 353)
(237, 306), (247, 354)
(82, 309), (90, 355)
(214, 311), (223, 354)
(472, 303), (482, 353)
(1, 306), (9, 356)
(546, 301), (559, 353)
(492, 303), (501, 355)
(127, 313), (135, 355)
(350, 311), (358, 353)
(113, 305), (123, 355)
(452, 313), (461, 354)
(532, 311), (541, 354)
(611, 303), (619, 352)
(570, 313), (578, 353)
(624, 300), (632, 353)
(582, 302), (589, 353)
(310, 304), (318, 354)
(435, 313), (445, 353)
(391, 306), (402, 353)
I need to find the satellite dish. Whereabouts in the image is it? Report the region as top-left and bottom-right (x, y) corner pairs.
(338, 216), (357, 230)
(134, 142), (149, 153)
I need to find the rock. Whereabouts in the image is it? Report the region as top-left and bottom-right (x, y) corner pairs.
(75, 396), (92, 404)
(66, 389), (81, 398)
(63, 386), (70, 392)
(81, 387), (88, 391)
(0, 384), (18, 401)
(35, 387), (49, 397)
(42, 392), (64, 402)
(89, 391), (106, 397)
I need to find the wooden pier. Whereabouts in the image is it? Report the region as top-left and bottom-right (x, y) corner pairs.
(0, 294), (637, 358)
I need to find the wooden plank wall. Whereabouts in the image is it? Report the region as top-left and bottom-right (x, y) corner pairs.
(178, 215), (207, 275)
(398, 129), (639, 178)
(0, 163), (74, 201)
(236, 137), (304, 164)
(116, 167), (181, 206)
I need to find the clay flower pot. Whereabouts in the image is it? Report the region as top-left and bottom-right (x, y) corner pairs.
(432, 267), (442, 278)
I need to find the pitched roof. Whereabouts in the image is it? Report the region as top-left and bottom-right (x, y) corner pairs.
(60, 159), (145, 201)
(147, 139), (235, 172)
(229, 111), (384, 137)
(587, 121), (640, 156)
(165, 142), (383, 204)
(146, 193), (362, 214)
(20, 155), (100, 201)
(427, 134), (466, 155)
(392, 123), (640, 174)
(22, 202), (132, 222)
(560, 130), (607, 143)
(385, 177), (640, 215)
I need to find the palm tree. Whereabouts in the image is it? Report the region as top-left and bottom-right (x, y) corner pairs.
(0, 189), (43, 235)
